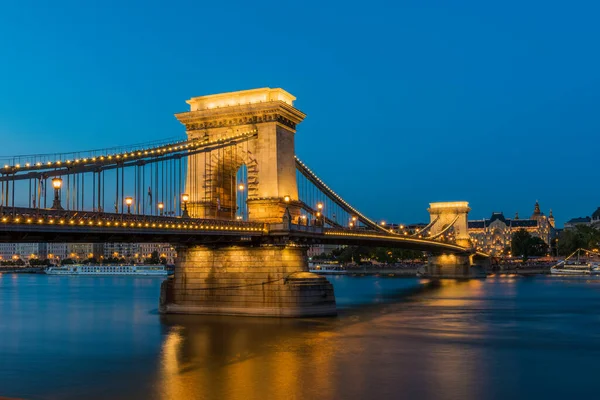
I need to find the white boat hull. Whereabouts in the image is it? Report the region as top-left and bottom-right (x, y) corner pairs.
(309, 269), (348, 275)
(45, 265), (169, 276)
(550, 266), (600, 276)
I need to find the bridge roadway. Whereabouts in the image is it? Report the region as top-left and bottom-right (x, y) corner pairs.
(0, 207), (473, 254)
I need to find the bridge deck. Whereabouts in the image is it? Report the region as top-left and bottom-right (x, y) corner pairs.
(0, 207), (264, 244)
(0, 208), (476, 254)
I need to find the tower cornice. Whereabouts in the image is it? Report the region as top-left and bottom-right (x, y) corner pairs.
(175, 100), (306, 132)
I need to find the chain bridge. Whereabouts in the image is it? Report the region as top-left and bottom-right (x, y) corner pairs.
(0, 88), (488, 317)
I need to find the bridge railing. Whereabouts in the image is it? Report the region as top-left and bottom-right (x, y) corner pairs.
(0, 207), (266, 232)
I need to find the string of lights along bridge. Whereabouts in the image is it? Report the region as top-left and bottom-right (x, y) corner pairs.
(0, 135), (466, 249)
(0, 88), (487, 317)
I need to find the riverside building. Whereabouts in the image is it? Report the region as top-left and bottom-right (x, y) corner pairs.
(468, 202), (555, 256)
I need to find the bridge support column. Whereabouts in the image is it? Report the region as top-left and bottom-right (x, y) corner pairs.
(424, 253), (487, 279)
(159, 245), (337, 317)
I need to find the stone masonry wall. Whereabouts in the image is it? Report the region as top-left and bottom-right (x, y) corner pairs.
(161, 245), (336, 317)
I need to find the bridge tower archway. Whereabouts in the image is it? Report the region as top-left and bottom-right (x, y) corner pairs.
(176, 88), (305, 223)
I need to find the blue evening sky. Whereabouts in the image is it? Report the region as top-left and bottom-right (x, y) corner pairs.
(1, 0), (599, 226)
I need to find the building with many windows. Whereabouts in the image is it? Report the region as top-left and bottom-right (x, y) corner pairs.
(564, 207), (600, 230)
(0, 243), (48, 261)
(0, 243), (16, 261)
(47, 244), (68, 261)
(66, 243), (104, 261)
(138, 243), (177, 264)
(103, 243), (140, 260)
(468, 202), (555, 256)
(103, 242), (177, 264)
(0, 242), (174, 264)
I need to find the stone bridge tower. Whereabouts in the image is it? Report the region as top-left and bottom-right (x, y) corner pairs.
(175, 88), (305, 223)
(161, 88), (336, 318)
(428, 201), (471, 247)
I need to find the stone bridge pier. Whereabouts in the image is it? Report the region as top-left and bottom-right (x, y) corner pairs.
(159, 245), (336, 317)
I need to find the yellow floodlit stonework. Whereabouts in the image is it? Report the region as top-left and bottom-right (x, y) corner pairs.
(429, 201), (470, 210)
(176, 87), (306, 222)
(186, 87), (296, 111)
(428, 201), (471, 248)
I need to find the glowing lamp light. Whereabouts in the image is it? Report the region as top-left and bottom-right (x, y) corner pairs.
(51, 177), (64, 210)
(317, 202), (323, 210)
(283, 195), (291, 203)
(52, 177), (63, 189)
(125, 196), (133, 214)
(238, 183), (245, 191)
(181, 193), (190, 218)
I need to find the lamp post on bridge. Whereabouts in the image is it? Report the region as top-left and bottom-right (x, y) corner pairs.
(181, 193), (190, 218)
(315, 202), (324, 226)
(282, 195), (291, 227)
(125, 196), (133, 214)
(158, 202), (164, 216)
(237, 182), (245, 220)
(51, 177), (63, 210)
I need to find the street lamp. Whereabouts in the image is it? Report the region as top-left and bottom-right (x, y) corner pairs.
(283, 195), (291, 203)
(125, 196), (133, 214)
(51, 177), (63, 210)
(314, 202), (324, 226)
(238, 183), (245, 191)
(158, 202), (164, 216)
(181, 193), (190, 218)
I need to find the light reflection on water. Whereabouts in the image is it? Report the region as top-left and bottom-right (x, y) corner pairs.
(2, 274), (600, 399)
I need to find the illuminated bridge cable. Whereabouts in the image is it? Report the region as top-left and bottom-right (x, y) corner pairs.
(408, 216), (440, 237)
(0, 131), (258, 181)
(0, 136), (184, 169)
(426, 215), (459, 239)
(297, 200), (343, 228)
(294, 156), (388, 233)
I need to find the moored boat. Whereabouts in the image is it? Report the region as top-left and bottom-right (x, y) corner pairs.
(45, 264), (170, 276)
(550, 249), (600, 276)
(308, 262), (347, 275)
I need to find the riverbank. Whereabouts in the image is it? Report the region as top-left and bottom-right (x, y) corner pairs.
(0, 267), (44, 274)
(317, 265), (553, 277)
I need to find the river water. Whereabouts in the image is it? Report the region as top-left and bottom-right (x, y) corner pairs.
(1, 273), (600, 400)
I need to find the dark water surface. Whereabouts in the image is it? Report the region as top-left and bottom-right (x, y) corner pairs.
(2, 273), (600, 400)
